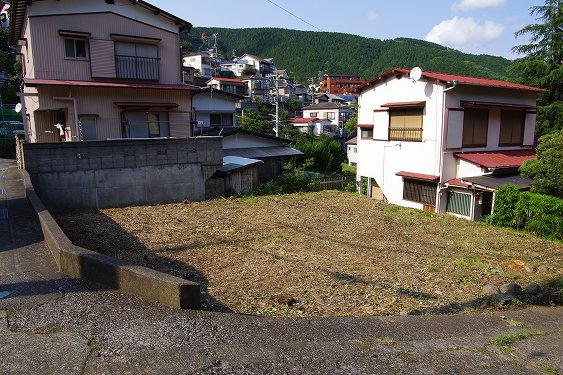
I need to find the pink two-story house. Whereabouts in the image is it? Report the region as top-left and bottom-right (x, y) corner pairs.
(10, 0), (199, 142)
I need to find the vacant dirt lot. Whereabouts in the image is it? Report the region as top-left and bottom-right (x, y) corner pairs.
(56, 191), (562, 317)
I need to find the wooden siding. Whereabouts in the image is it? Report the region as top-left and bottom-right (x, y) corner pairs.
(27, 12), (181, 84)
(90, 39), (116, 78)
(25, 85), (191, 141)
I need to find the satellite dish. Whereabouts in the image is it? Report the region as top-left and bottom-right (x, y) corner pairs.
(14, 103), (22, 113)
(410, 67), (422, 82)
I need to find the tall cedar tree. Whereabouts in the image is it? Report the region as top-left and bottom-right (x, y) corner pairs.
(511, 0), (563, 136)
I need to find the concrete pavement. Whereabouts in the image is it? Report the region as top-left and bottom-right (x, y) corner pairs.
(0, 158), (561, 374)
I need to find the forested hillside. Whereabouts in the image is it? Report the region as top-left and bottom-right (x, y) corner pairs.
(181, 27), (514, 83)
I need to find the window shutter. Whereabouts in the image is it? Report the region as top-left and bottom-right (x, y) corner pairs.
(523, 112), (536, 146)
(446, 109), (464, 149)
(169, 112), (191, 138)
(373, 110), (389, 140)
(90, 39), (116, 78)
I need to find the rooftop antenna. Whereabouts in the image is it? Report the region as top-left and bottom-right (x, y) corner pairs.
(410, 67), (422, 82)
(210, 33), (219, 58)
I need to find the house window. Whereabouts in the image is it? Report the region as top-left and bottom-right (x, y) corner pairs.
(309, 112), (317, 117)
(64, 38), (87, 59)
(360, 128), (373, 139)
(210, 113), (233, 126)
(462, 108), (488, 147)
(389, 108), (423, 141)
(499, 110), (524, 146)
(446, 191), (471, 216)
(121, 111), (169, 138)
(326, 112), (335, 120)
(403, 179), (437, 205)
(115, 42), (158, 80)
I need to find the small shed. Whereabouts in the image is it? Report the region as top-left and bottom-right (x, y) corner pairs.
(214, 156), (263, 194)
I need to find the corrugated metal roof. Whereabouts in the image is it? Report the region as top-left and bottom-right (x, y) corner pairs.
(224, 146), (303, 159)
(445, 178), (470, 188)
(461, 175), (533, 190)
(455, 149), (536, 169)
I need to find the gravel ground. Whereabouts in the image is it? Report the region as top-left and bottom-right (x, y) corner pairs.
(56, 191), (562, 317)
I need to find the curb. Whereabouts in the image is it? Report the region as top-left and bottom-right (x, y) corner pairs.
(22, 169), (201, 309)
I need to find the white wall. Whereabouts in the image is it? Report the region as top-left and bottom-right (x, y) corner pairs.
(357, 75), (444, 209)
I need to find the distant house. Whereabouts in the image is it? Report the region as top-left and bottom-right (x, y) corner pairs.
(289, 117), (336, 136)
(320, 74), (367, 95)
(355, 68), (543, 220)
(11, 0), (197, 142)
(302, 102), (352, 131)
(236, 53), (276, 77)
(220, 59), (254, 77)
(240, 75), (272, 103)
(207, 77), (248, 97)
(192, 87), (244, 134)
(346, 136), (358, 166)
(183, 51), (212, 78)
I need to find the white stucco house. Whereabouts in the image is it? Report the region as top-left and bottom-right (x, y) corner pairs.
(183, 51), (212, 78)
(191, 87), (244, 134)
(289, 117), (336, 136)
(346, 136), (358, 166)
(356, 68), (543, 220)
(302, 102), (352, 129)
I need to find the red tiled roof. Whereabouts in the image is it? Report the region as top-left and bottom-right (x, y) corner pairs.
(289, 117), (320, 123)
(358, 68), (547, 93)
(23, 78), (200, 91)
(445, 178), (470, 188)
(209, 77), (245, 84)
(396, 171), (439, 182)
(455, 149), (536, 169)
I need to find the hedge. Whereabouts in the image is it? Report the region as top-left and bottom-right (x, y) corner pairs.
(490, 184), (563, 241)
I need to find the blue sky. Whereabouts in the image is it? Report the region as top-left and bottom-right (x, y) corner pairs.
(156, 0), (539, 59)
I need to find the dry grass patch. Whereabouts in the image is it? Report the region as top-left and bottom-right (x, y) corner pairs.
(56, 191), (562, 317)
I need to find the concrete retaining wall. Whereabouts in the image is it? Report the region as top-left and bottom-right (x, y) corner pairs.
(22, 138), (223, 209)
(23, 170), (201, 309)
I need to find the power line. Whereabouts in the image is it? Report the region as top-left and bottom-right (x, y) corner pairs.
(265, 0), (324, 32)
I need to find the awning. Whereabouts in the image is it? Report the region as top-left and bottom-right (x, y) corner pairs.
(455, 149), (536, 169)
(396, 171), (439, 182)
(223, 146), (303, 159)
(114, 102), (179, 108)
(445, 178), (471, 188)
(461, 175), (533, 191)
(381, 101), (426, 108)
(460, 101), (536, 110)
(357, 124), (373, 129)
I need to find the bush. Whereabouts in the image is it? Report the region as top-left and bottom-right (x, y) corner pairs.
(490, 184), (563, 240)
(243, 173), (314, 197)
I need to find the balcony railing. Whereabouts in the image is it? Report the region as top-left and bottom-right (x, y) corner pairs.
(115, 55), (159, 81)
(389, 127), (423, 142)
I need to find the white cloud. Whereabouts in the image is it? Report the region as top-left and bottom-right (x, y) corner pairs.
(367, 11), (378, 22)
(452, 0), (506, 12)
(425, 16), (504, 50)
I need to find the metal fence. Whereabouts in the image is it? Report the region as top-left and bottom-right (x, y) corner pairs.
(311, 174), (356, 191)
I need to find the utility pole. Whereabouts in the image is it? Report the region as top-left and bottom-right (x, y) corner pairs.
(274, 77), (279, 137)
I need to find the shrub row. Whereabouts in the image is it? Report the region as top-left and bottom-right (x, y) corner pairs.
(242, 173), (320, 197)
(490, 184), (563, 240)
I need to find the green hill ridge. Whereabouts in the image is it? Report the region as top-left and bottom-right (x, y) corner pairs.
(181, 27), (514, 83)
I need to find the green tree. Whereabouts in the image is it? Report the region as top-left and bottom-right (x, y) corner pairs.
(238, 110), (273, 134)
(344, 104), (358, 133)
(241, 66), (256, 76)
(511, 0), (563, 136)
(292, 133), (345, 173)
(520, 129), (563, 197)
